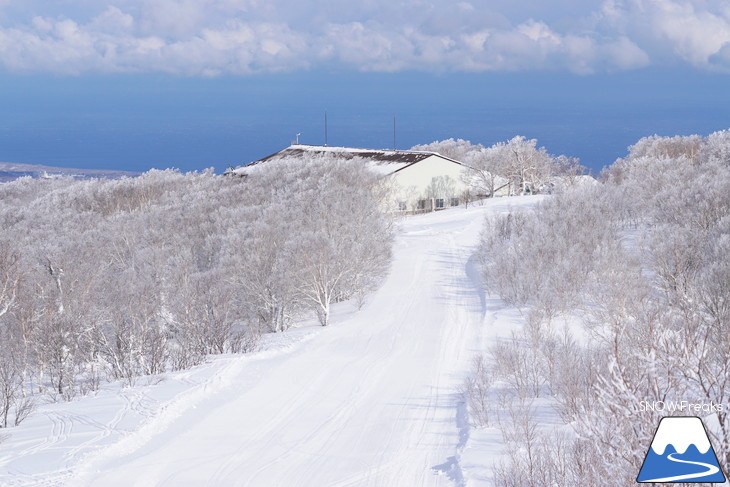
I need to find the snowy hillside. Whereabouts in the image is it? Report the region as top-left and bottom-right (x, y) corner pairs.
(0, 162), (139, 182)
(0, 197), (541, 487)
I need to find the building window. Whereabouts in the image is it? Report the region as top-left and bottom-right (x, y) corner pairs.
(450, 197), (460, 207)
(435, 198), (445, 209)
(417, 199), (427, 210)
(398, 201), (407, 211)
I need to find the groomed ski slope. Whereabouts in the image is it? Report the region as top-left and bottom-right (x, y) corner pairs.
(1, 196), (541, 487)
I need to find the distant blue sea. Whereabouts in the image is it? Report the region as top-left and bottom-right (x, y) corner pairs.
(0, 69), (728, 175)
(0, 170), (34, 182)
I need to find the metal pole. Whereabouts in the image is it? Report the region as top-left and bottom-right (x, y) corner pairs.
(393, 115), (397, 151)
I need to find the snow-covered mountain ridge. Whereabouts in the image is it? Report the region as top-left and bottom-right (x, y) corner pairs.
(0, 162), (139, 182)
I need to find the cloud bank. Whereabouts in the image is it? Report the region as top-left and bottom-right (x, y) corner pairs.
(0, 0), (728, 75)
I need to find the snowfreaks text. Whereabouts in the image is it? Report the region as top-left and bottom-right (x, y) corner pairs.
(639, 401), (724, 413)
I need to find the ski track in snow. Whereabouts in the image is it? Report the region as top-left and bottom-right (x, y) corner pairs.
(0, 196), (542, 487)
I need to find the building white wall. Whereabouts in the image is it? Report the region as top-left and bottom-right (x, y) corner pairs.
(390, 155), (469, 211)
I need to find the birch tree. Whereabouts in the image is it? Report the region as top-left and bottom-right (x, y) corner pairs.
(0, 244), (20, 319)
(495, 136), (554, 194)
(461, 146), (507, 197)
(289, 158), (393, 326)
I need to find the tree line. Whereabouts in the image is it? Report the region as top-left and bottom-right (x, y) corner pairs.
(465, 129), (730, 486)
(412, 135), (585, 197)
(0, 155), (392, 428)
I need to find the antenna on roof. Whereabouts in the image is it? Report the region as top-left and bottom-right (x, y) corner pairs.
(393, 115), (397, 151)
(295, 133), (301, 144)
(324, 111), (328, 147)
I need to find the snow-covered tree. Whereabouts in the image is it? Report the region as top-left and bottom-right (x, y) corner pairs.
(410, 138), (483, 162)
(475, 130), (730, 485)
(495, 136), (555, 195)
(413, 136), (584, 197)
(627, 133), (703, 164)
(0, 244), (19, 319)
(0, 158), (393, 419)
(241, 155), (393, 326)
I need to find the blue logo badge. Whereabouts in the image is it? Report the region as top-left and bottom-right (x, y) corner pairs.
(637, 416), (726, 483)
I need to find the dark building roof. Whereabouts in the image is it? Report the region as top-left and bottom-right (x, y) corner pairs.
(227, 144), (464, 177)
(254, 145), (436, 164)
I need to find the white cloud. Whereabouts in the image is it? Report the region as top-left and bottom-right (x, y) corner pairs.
(709, 42), (730, 68)
(89, 6), (134, 34)
(603, 36), (651, 70)
(0, 0), (727, 75)
(594, 0), (730, 69)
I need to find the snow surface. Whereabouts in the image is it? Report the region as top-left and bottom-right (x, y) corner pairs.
(0, 196), (542, 487)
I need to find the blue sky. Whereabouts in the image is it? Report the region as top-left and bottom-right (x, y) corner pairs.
(1, 0), (729, 173)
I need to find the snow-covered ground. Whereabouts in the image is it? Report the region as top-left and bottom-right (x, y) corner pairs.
(0, 196), (542, 487)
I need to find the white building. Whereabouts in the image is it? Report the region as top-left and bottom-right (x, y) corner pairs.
(228, 144), (484, 212)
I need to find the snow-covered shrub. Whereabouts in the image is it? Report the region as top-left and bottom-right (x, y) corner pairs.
(0, 156), (393, 417)
(413, 136), (587, 197)
(477, 130), (730, 486)
(480, 184), (625, 315)
(461, 354), (493, 427)
(491, 334), (544, 402)
(239, 155), (393, 326)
